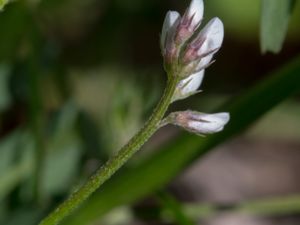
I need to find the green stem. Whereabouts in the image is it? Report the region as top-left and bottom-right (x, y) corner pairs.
(183, 195), (300, 219)
(39, 77), (179, 225)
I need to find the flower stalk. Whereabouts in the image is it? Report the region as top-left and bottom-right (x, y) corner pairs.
(39, 0), (229, 224)
(39, 77), (180, 225)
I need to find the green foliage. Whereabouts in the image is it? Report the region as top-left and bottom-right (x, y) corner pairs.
(157, 191), (195, 225)
(0, 0), (10, 10)
(4, 208), (42, 225)
(0, 64), (11, 111)
(260, 0), (296, 53)
(62, 55), (300, 225)
(0, 1), (300, 224)
(0, 2), (30, 60)
(41, 103), (82, 197)
(0, 130), (34, 201)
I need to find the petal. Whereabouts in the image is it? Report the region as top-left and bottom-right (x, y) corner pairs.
(196, 17), (224, 56)
(197, 112), (230, 125)
(161, 11), (181, 50)
(187, 0), (204, 28)
(196, 54), (213, 70)
(188, 112), (230, 134)
(178, 70), (204, 95)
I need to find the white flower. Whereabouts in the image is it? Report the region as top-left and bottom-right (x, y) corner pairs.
(185, 0), (204, 30)
(165, 111), (230, 135)
(159, 0), (228, 137)
(175, 0), (204, 43)
(160, 0), (205, 65)
(187, 112), (229, 134)
(172, 70), (204, 101)
(160, 0), (224, 79)
(184, 17), (224, 68)
(160, 11), (181, 53)
(194, 17), (224, 57)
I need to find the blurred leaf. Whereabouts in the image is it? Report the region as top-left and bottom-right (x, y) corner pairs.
(0, 131), (19, 176)
(41, 139), (81, 196)
(102, 79), (144, 154)
(41, 102), (82, 196)
(0, 153), (33, 201)
(0, 2), (30, 61)
(77, 111), (105, 160)
(100, 207), (133, 225)
(260, 0), (296, 53)
(0, 130), (34, 201)
(157, 191), (195, 225)
(0, 0), (10, 10)
(0, 63), (11, 111)
(0, 203), (7, 223)
(208, 0), (260, 40)
(4, 208), (42, 225)
(62, 55), (300, 225)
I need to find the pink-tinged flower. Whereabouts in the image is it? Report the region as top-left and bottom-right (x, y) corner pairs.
(160, 1), (229, 136)
(160, 11), (181, 65)
(160, 0), (224, 78)
(167, 111), (230, 135)
(176, 0), (204, 43)
(161, 11), (181, 51)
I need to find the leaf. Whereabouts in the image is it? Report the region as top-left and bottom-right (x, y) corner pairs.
(260, 0), (296, 53)
(0, 131), (19, 176)
(0, 63), (12, 111)
(0, 0), (10, 10)
(41, 102), (82, 196)
(157, 191), (196, 225)
(61, 55), (300, 225)
(0, 2), (30, 60)
(0, 130), (35, 201)
(4, 208), (42, 225)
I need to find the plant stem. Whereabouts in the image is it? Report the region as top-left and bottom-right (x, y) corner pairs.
(39, 77), (179, 225)
(183, 195), (300, 219)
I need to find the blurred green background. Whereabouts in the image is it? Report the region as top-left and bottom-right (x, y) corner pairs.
(0, 0), (300, 225)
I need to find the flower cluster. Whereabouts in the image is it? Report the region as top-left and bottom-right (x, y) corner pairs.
(161, 0), (229, 135)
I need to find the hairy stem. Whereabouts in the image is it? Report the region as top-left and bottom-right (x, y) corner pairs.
(39, 77), (179, 225)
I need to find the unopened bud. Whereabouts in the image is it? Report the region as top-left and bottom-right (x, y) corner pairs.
(183, 17), (224, 66)
(161, 11), (181, 52)
(160, 11), (181, 67)
(175, 0), (204, 43)
(165, 111), (230, 135)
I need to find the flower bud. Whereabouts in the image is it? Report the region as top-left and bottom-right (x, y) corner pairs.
(160, 0), (224, 80)
(160, 11), (181, 66)
(172, 70), (204, 102)
(175, 0), (204, 43)
(183, 17), (224, 66)
(166, 111), (230, 135)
